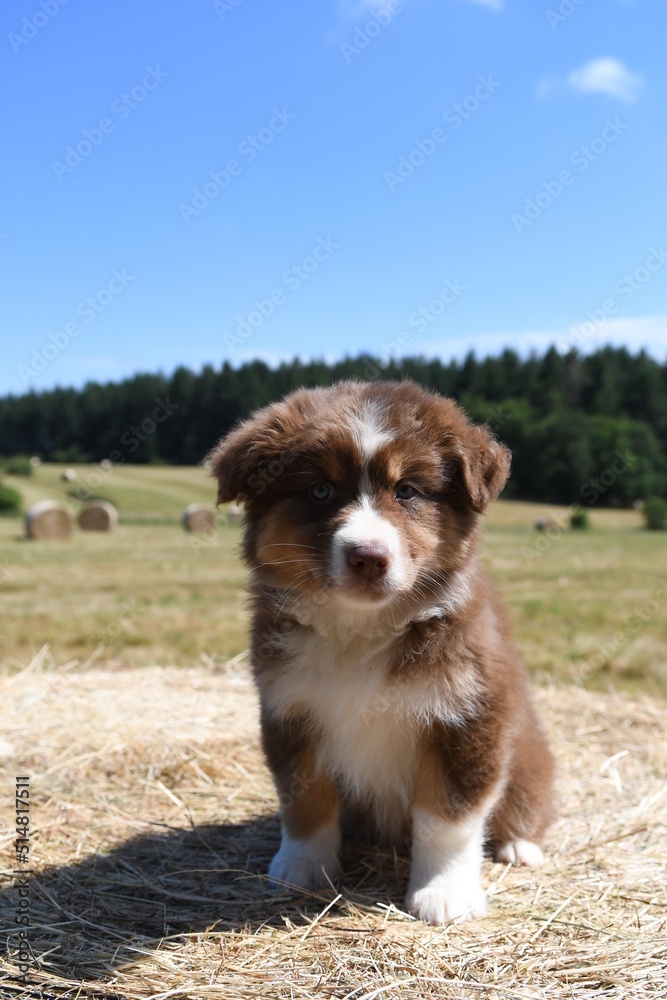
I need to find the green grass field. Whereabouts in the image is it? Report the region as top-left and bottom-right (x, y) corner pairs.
(1, 464), (665, 695)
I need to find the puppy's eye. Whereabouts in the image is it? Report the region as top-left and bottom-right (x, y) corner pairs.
(310, 482), (333, 501)
(396, 484), (418, 500)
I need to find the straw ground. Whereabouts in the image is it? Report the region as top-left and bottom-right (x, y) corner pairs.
(1, 650), (666, 999)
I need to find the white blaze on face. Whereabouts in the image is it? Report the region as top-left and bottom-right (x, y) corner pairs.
(332, 497), (409, 600)
(329, 402), (409, 599)
(347, 401), (394, 464)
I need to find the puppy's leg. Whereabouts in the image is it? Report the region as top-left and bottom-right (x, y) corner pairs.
(262, 714), (341, 890)
(489, 700), (555, 868)
(269, 790), (341, 891)
(405, 737), (501, 924)
(405, 807), (488, 924)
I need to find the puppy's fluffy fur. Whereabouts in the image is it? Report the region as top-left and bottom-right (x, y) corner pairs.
(208, 380), (554, 923)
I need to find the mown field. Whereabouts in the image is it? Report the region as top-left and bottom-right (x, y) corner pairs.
(0, 463), (665, 695)
(2, 464), (666, 999)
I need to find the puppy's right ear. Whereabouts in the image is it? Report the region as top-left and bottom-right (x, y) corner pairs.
(205, 403), (289, 505)
(206, 424), (254, 505)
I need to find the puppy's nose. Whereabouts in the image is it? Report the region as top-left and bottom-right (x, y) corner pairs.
(347, 545), (390, 580)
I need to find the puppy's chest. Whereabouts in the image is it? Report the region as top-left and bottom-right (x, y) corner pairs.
(261, 630), (440, 812)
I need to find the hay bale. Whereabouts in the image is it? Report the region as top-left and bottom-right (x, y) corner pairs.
(183, 503), (216, 533)
(25, 500), (73, 540)
(78, 500), (118, 532)
(100, 458), (112, 471)
(535, 516), (556, 533)
(29, 456), (41, 468)
(61, 468), (77, 482)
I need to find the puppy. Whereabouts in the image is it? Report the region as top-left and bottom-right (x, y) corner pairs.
(208, 380), (555, 924)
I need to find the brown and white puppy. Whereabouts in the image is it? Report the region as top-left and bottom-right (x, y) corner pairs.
(208, 380), (554, 924)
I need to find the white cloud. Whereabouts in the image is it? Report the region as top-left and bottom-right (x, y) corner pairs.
(554, 315), (667, 356)
(567, 57), (643, 103)
(416, 316), (667, 362)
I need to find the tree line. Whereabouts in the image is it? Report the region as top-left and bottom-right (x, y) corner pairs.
(1, 346), (666, 507)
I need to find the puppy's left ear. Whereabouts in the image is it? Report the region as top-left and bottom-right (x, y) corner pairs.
(454, 426), (511, 514)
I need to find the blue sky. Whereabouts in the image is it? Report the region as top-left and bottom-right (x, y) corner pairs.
(1, 0), (666, 396)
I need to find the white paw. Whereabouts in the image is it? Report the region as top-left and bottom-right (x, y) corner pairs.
(495, 838), (545, 867)
(405, 876), (487, 924)
(268, 828), (340, 891)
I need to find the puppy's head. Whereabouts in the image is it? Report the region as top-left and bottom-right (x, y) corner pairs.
(207, 381), (510, 615)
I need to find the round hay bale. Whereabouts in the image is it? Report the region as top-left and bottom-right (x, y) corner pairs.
(100, 458), (112, 471)
(29, 456), (41, 468)
(535, 517), (556, 533)
(226, 503), (243, 522)
(183, 503), (216, 533)
(61, 468), (77, 482)
(25, 500), (73, 540)
(78, 500), (118, 532)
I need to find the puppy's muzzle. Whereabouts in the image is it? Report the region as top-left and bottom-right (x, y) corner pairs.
(346, 544), (391, 581)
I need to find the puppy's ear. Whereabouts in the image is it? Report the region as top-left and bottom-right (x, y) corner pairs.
(205, 403), (289, 505)
(452, 426), (511, 514)
(418, 392), (511, 514)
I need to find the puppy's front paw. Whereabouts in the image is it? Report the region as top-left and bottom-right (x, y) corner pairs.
(494, 838), (545, 867)
(268, 831), (339, 891)
(405, 876), (487, 924)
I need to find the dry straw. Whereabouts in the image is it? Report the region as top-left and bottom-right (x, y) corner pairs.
(24, 500), (73, 540)
(1, 649), (665, 998)
(78, 500), (118, 532)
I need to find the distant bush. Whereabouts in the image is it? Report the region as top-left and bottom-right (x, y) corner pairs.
(570, 508), (590, 530)
(51, 445), (89, 463)
(643, 497), (667, 531)
(3, 454), (33, 476)
(0, 481), (22, 515)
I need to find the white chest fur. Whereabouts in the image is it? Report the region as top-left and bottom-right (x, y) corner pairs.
(260, 623), (480, 838)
